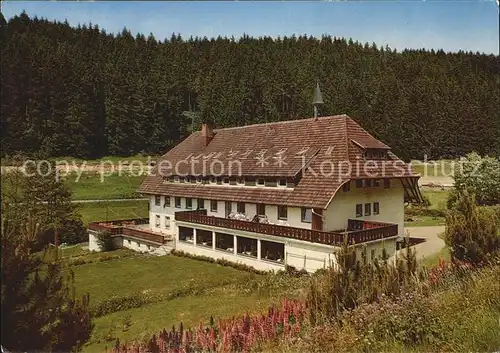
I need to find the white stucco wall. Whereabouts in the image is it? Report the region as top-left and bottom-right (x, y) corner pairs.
(149, 196), (177, 236)
(122, 237), (156, 253)
(285, 241), (337, 272)
(324, 179), (405, 236)
(87, 230), (124, 252)
(149, 195), (312, 233)
(88, 230), (100, 251)
(353, 238), (398, 263)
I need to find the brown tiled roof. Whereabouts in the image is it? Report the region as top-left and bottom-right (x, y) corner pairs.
(139, 115), (419, 208)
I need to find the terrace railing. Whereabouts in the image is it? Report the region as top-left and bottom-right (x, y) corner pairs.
(88, 218), (166, 244)
(175, 210), (398, 246)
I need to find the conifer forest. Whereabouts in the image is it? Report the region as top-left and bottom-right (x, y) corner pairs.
(1, 12), (499, 161)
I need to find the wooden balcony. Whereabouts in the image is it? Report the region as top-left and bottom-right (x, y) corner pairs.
(175, 210), (398, 246)
(88, 218), (166, 244)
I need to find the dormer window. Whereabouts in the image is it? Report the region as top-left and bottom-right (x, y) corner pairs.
(256, 178), (265, 186)
(278, 179), (287, 187)
(223, 177), (230, 184)
(364, 149), (387, 160)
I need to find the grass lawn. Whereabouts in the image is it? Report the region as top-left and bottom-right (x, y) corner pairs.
(422, 188), (450, 210)
(72, 255), (256, 304)
(405, 215), (445, 227)
(78, 200), (148, 226)
(89, 288), (277, 353)
(66, 172), (146, 200)
(420, 246), (451, 268)
(51, 154), (160, 165)
(67, 252), (293, 353)
(404, 189), (449, 227)
(59, 243), (89, 257)
(410, 159), (456, 177)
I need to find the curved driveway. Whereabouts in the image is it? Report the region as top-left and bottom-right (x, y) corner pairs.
(394, 226), (446, 262)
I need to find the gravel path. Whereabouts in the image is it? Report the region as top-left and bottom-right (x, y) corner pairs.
(394, 226), (446, 262)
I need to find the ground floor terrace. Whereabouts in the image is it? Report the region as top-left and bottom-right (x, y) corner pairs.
(88, 210), (399, 272)
(174, 210), (399, 272)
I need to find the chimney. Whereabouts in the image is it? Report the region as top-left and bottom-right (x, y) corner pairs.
(201, 122), (214, 146)
(312, 82), (324, 120)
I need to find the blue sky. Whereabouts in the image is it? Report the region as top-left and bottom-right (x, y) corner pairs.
(2, 1), (499, 54)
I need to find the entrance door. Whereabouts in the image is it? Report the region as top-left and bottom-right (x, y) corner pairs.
(225, 201), (232, 217)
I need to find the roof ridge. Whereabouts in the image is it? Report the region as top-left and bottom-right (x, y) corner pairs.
(345, 116), (390, 149)
(213, 114), (348, 132)
(342, 115), (350, 160)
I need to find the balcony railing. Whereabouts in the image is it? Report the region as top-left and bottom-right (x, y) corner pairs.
(175, 210), (398, 246)
(88, 218), (166, 244)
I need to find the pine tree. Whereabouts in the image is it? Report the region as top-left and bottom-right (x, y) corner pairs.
(1, 212), (93, 351)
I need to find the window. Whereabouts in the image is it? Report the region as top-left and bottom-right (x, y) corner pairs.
(355, 179), (363, 188)
(365, 149), (387, 160)
(373, 179), (380, 187)
(155, 215), (160, 227)
(197, 198), (205, 210)
(164, 196), (171, 207)
(155, 195), (161, 206)
(256, 203), (265, 216)
(210, 200), (218, 212)
(190, 177), (196, 184)
(371, 249), (376, 261)
(180, 177), (186, 183)
(237, 202), (246, 213)
(186, 198), (192, 209)
(256, 178), (265, 186)
(210, 177), (217, 184)
(356, 204), (363, 217)
(301, 208), (312, 223)
(384, 179), (390, 188)
(364, 203), (371, 216)
(342, 181), (350, 192)
(174, 176), (180, 183)
(196, 176), (202, 183)
(223, 177), (230, 184)
(278, 205), (288, 220)
(278, 179), (287, 187)
(364, 179), (372, 188)
(164, 216), (170, 229)
(373, 202), (380, 215)
(236, 178), (245, 185)
(175, 197), (181, 208)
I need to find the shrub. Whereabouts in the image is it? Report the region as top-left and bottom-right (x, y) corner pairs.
(59, 217), (87, 245)
(92, 293), (151, 317)
(170, 250), (266, 274)
(66, 251), (136, 267)
(306, 241), (419, 325)
(96, 230), (117, 252)
(445, 192), (500, 265)
(449, 152), (500, 207)
(283, 265), (310, 277)
(346, 291), (446, 349)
